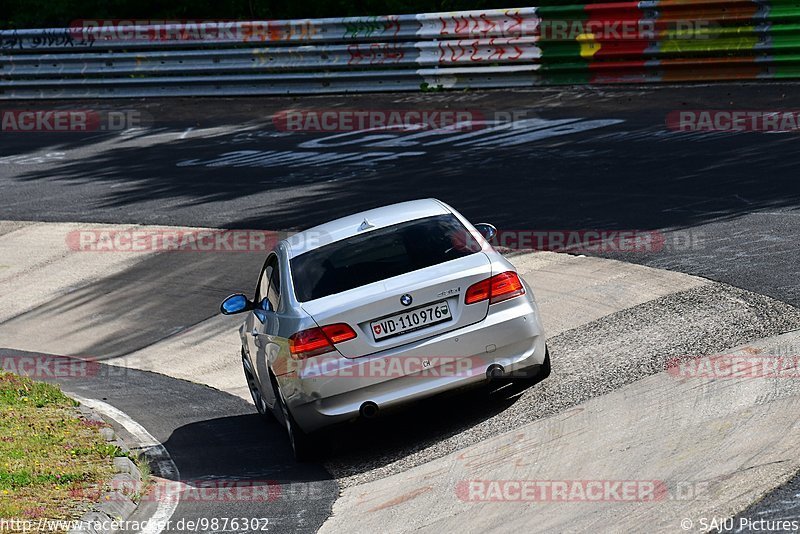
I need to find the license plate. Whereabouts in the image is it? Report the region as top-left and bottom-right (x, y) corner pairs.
(371, 301), (452, 341)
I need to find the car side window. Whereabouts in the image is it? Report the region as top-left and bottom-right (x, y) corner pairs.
(266, 257), (281, 312)
(255, 254), (280, 312)
(256, 256), (275, 304)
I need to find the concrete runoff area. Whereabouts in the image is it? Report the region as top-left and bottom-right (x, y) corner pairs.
(505, 250), (706, 337)
(0, 219), (709, 398)
(326, 282), (800, 487)
(0, 220), (705, 360)
(1, 220), (800, 532)
(318, 331), (800, 534)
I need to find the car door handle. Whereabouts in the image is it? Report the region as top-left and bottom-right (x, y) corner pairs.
(251, 329), (261, 337)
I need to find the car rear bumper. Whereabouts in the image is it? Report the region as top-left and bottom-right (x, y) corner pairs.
(279, 295), (546, 433)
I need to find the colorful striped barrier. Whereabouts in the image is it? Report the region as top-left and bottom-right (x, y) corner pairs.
(2, 0), (800, 98)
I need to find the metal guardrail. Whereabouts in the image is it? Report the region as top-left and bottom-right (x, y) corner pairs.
(2, 2), (800, 99)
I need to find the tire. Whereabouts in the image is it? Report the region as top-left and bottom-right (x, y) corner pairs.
(270, 371), (314, 461)
(242, 349), (270, 418)
(538, 346), (552, 380)
(512, 345), (551, 382)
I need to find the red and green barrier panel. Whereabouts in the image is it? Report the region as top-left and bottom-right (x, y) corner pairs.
(528, 0), (800, 83)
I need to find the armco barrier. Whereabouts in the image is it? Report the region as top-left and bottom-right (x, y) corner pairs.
(2, 1), (800, 99)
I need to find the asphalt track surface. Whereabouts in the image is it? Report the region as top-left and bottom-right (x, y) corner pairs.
(0, 349), (337, 534)
(2, 83), (800, 532)
(1, 83), (799, 307)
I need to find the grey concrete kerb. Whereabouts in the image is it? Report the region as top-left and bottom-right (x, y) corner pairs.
(67, 404), (145, 534)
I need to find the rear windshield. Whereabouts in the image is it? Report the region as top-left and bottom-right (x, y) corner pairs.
(291, 214), (482, 302)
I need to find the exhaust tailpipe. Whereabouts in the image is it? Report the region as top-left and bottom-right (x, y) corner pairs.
(486, 364), (505, 381)
(360, 401), (380, 419)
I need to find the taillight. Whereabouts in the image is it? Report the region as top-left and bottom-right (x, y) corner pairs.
(465, 271), (525, 305)
(322, 323), (357, 344)
(465, 278), (492, 304)
(289, 323), (357, 360)
(488, 272), (525, 303)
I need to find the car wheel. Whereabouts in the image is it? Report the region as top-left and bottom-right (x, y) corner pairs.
(538, 346), (552, 379)
(512, 345), (551, 381)
(241, 349), (270, 418)
(269, 371), (314, 461)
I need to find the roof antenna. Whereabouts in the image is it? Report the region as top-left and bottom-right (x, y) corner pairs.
(358, 218), (375, 231)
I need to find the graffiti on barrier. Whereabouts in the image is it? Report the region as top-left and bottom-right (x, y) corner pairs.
(1, 29), (95, 50)
(437, 11), (537, 38)
(343, 16), (401, 40)
(347, 43), (406, 65)
(437, 39), (532, 63)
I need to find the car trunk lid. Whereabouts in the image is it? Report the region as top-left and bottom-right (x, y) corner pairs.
(300, 252), (492, 359)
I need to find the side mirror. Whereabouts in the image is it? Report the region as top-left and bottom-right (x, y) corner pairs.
(220, 294), (253, 315)
(474, 223), (497, 242)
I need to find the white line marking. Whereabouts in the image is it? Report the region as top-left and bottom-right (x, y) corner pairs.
(72, 395), (179, 534)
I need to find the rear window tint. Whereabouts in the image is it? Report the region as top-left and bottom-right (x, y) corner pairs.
(291, 214), (482, 302)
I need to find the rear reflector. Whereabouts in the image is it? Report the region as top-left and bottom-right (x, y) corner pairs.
(465, 271), (525, 305)
(289, 323), (357, 360)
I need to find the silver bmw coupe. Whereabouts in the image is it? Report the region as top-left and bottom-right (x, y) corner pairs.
(221, 199), (549, 459)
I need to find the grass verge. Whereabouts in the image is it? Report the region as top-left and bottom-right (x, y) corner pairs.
(0, 372), (119, 523)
